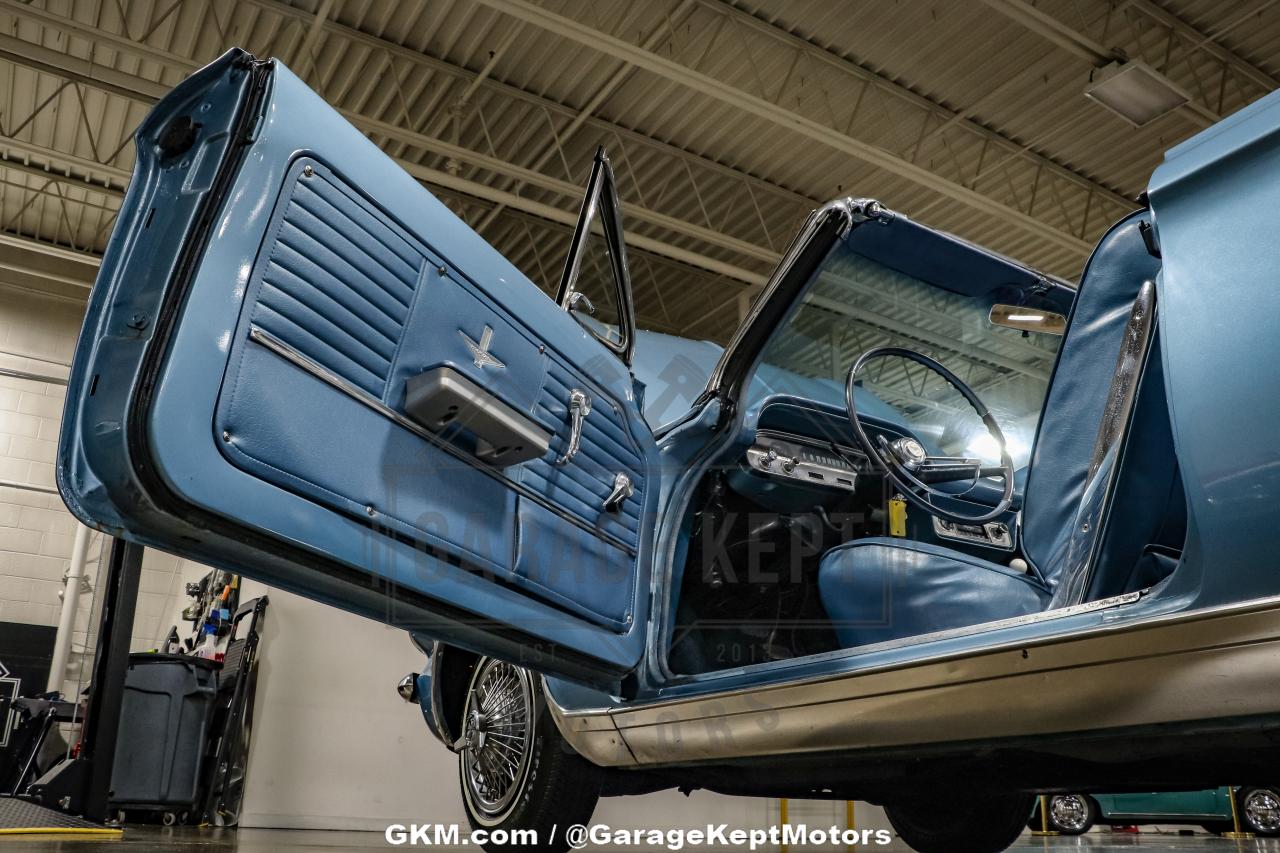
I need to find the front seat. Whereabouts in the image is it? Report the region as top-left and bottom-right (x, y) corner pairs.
(818, 212), (1163, 649)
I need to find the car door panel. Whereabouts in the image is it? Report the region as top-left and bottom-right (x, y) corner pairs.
(518, 362), (646, 546)
(218, 329), (520, 574)
(514, 498), (636, 629)
(58, 50), (653, 685)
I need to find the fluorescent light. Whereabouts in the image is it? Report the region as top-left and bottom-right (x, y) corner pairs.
(1085, 61), (1189, 127)
(1005, 314), (1045, 322)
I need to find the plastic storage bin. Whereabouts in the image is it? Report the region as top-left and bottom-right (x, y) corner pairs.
(109, 653), (218, 812)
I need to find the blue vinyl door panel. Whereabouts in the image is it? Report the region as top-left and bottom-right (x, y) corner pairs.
(57, 50), (656, 687)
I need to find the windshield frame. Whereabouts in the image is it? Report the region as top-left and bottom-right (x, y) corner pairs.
(703, 198), (1074, 421)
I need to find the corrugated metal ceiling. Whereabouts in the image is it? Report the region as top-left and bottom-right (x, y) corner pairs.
(0, 0), (1276, 350)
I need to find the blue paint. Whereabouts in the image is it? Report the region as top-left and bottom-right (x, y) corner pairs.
(57, 49), (1280, 745)
(57, 51), (658, 686)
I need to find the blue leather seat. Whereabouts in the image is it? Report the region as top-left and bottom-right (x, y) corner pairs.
(819, 212), (1167, 648)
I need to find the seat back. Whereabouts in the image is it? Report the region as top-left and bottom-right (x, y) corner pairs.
(1048, 281), (1161, 607)
(1020, 212), (1162, 589)
(1078, 336), (1186, 602)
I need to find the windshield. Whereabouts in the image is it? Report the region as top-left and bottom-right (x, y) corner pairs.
(749, 238), (1063, 468)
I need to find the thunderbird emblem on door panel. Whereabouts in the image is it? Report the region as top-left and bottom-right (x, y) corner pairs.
(460, 325), (505, 370)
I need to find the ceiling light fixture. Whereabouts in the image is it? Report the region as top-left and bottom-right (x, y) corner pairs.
(1084, 61), (1190, 127)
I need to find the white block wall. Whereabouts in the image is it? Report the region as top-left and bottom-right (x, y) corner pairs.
(0, 287), (195, 692)
(0, 287), (96, 695)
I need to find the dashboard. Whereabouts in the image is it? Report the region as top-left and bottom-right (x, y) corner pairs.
(744, 432), (863, 493)
(733, 396), (1021, 554)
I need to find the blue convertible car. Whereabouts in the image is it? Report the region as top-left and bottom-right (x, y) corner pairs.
(56, 49), (1280, 853)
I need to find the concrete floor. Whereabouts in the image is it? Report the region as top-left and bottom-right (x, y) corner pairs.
(2, 828), (1280, 851)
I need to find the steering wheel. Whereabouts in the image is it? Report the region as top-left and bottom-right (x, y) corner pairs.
(844, 346), (1014, 525)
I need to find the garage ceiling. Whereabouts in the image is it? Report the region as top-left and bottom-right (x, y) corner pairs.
(0, 0), (1276, 342)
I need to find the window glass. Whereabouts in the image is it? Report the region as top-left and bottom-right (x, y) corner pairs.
(566, 218), (623, 347)
(750, 242), (1062, 468)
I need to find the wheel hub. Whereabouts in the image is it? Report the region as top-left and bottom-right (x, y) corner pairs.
(465, 708), (488, 751)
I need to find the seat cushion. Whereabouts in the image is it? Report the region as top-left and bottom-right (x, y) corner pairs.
(818, 538), (1050, 648)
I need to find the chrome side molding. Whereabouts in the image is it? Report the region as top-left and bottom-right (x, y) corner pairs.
(248, 326), (637, 555)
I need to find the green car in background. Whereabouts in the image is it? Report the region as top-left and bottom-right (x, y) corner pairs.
(1030, 788), (1280, 836)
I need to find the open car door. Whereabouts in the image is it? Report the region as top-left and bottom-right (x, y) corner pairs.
(57, 50), (656, 689)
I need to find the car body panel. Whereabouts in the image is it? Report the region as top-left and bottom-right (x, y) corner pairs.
(535, 87), (1280, 768)
(548, 595), (1280, 767)
(1095, 788), (1230, 821)
(56, 50), (658, 687)
(1147, 87), (1280, 610)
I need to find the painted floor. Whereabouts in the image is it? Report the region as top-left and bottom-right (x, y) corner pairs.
(1, 827), (1279, 851)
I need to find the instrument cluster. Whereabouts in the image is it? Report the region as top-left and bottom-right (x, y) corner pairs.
(745, 432), (864, 492)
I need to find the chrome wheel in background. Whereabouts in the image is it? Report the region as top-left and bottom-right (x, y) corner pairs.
(459, 658), (535, 825)
(1241, 787), (1280, 836)
(1048, 794), (1093, 833)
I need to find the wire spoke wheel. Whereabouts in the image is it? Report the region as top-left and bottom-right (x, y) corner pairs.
(460, 659), (535, 823)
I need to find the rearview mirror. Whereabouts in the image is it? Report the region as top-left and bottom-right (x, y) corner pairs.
(989, 304), (1066, 336)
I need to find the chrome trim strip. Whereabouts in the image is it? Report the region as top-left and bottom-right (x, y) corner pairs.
(541, 677), (635, 767)
(551, 595), (1280, 767)
(841, 591), (1141, 656)
(619, 604), (1280, 765)
(648, 591), (1142, 705)
(248, 326), (637, 556)
(637, 590), (1280, 715)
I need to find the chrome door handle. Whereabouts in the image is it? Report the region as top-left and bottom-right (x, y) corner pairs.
(603, 472), (633, 512)
(556, 389), (591, 465)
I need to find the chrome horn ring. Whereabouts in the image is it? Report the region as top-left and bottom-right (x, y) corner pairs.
(459, 658), (535, 825)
